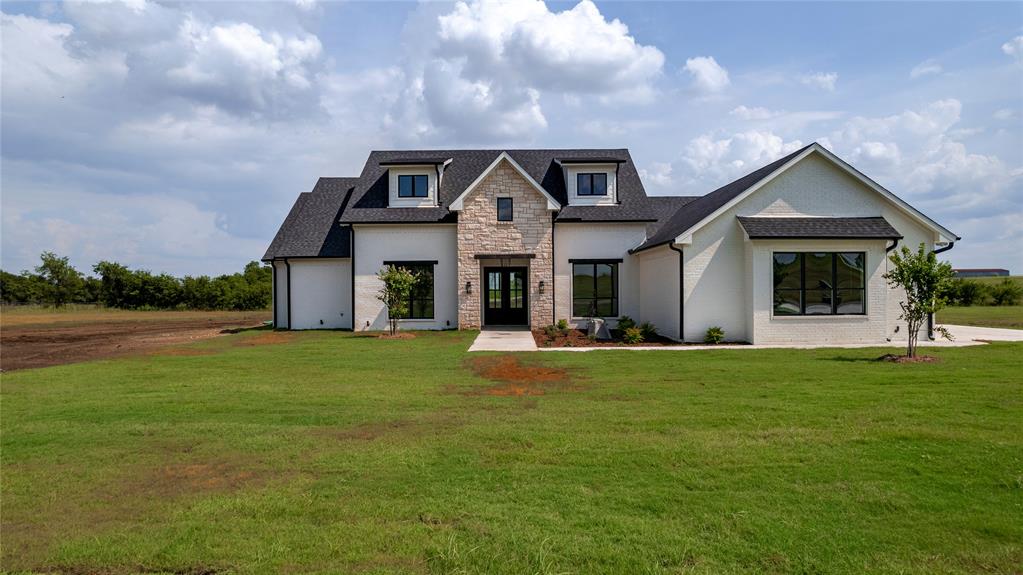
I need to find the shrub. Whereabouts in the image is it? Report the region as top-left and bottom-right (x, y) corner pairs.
(990, 278), (1022, 306)
(543, 324), (560, 339)
(638, 321), (657, 341)
(947, 278), (987, 306)
(616, 315), (636, 332)
(621, 327), (644, 344)
(704, 326), (725, 344)
(556, 318), (570, 335)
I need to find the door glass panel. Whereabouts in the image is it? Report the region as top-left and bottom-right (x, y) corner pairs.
(509, 272), (523, 309)
(487, 272), (501, 309)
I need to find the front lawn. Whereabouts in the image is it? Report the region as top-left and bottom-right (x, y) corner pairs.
(939, 305), (1023, 330)
(2, 331), (1021, 574)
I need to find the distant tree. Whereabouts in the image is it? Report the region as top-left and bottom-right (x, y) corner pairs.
(35, 252), (83, 307)
(1, 270), (48, 304)
(947, 278), (987, 306)
(989, 278), (1022, 306)
(93, 261), (133, 308)
(376, 265), (418, 336)
(884, 243), (956, 358)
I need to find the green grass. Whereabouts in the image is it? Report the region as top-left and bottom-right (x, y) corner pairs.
(2, 331), (1021, 574)
(939, 305), (1023, 330)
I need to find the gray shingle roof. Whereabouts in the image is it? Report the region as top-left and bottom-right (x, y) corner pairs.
(631, 144), (814, 253)
(340, 149), (658, 224)
(261, 177), (356, 260)
(736, 216), (902, 239)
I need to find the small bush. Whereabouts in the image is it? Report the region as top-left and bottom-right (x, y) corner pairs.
(543, 324), (560, 339)
(616, 315), (636, 331)
(621, 327), (644, 344)
(638, 322), (657, 340)
(990, 279), (1022, 306)
(556, 318), (570, 335)
(704, 326), (725, 344)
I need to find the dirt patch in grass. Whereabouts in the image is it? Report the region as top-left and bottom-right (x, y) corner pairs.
(0, 311), (268, 371)
(141, 462), (260, 495)
(462, 355), (582, 396)
(877, 353), (942, 364)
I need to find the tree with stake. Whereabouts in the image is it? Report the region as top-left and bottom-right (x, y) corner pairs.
(376, 265), (418, 336)
(884, 243), (955, 358)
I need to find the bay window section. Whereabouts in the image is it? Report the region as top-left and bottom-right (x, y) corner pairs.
(572, 262), (618, 317)
(772, 252), (865, 316)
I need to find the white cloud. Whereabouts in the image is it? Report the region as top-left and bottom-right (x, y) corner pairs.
(671, 131), (804, 191)
(993, 108), (1016, 121)
(394, 0), (665, 142)
(639, 162), (673, 187)
(683, 56), (730, 93)
(910, 59), (942, 79)
(1002, 35), (1023, 63)
(800, 71), (838, 91)
(730, 105), (780, 120)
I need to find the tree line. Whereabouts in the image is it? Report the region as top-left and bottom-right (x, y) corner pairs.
(1, 252), (271, 310)
(944, 277), (1022, 307)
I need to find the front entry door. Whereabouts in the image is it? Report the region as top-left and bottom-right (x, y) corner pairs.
(483, 267), (528, 326)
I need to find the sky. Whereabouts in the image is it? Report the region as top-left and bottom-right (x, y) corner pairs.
(1, 0), (1021, 277)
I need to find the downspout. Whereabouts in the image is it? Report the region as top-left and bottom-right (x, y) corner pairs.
(551, 212), (556, 325)
(928, 241), (955, 339)
(667, 242), (684, 342)
(284, 258), (292, 330)
(350, 226), (356, 331)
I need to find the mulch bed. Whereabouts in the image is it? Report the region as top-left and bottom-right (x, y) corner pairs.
(877, 353), (942, 364)
(532, 328), (677, 348)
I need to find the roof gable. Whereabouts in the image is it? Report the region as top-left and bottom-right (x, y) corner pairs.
(631, 143), (958, 253)
(448, 152), (560, 211)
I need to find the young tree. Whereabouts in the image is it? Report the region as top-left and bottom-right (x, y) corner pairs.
(35, 252), (83, 307)
(376, 265), (418, 336)
(884, 243), (956, 358)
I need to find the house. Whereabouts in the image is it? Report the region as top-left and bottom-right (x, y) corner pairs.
(953, 268), (1010, 278)
(262, 143), (959, 344)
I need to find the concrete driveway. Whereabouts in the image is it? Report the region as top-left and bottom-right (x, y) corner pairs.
(940, 324), (1023, 343)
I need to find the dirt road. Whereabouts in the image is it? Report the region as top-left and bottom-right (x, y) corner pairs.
(0, 310), (270, 371)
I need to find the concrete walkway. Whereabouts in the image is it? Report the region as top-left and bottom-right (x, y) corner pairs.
(939, 324), (1023, 342)
(468, 327), (538, 352)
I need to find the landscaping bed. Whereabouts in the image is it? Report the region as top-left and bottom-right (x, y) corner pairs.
(532, 327), (678, 347)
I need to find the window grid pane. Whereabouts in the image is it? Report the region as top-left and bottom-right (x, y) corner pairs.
(772, 252), (865, 316)
(573, 262), (618, 318)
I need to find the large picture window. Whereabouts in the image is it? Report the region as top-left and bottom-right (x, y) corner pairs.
(576, 173), (608, 196)
(773, 252), (866, 316)
(573, 262), (618, 317)
(388, 262), (434, 319)
(397, 174), (429, 198)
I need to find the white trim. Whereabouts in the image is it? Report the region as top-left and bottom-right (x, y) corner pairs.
(448, 152), (561, 212)
(671, 143), (959, 245)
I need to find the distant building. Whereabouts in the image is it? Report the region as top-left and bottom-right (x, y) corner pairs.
(954, 268), (1010, 278)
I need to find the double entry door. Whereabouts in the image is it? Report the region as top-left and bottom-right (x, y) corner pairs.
(483, 267), (528, 326)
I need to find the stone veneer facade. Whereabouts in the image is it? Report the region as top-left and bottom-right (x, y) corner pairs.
(457, 159), (554, 328)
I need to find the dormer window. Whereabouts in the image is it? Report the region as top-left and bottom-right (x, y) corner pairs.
(577, 173), (608, 196)
(398, 174), (429, 198)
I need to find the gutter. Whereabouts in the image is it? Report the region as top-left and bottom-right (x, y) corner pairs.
(667, 242), (684, 342)
(928, 241), (955, 339)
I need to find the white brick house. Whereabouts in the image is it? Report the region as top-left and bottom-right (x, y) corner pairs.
(263, 144), (958, 344)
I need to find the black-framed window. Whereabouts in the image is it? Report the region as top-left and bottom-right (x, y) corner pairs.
(497, 197), (513, 221)
(394, 263), (434, 319)
(576, 173), (608, 196)
(573, 262), (618, 317)
(773, 252), (866, 316)
(397, 174), (429, 198)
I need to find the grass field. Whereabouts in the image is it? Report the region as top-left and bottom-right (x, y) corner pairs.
(2, 330), (1021, 574)
(939, 305), (1023, 330)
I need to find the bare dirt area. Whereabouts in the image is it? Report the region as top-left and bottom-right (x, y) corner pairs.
(0, 310), (269, 371)
(463, 355), (583, 396)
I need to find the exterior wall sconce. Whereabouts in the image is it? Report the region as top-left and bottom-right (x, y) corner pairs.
(538, 280), (545, 294)
(465, 281), (472, 294)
